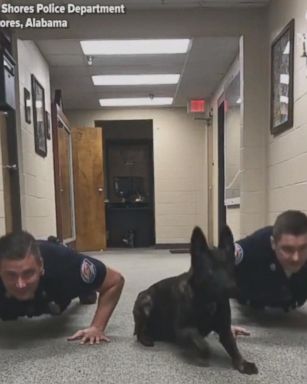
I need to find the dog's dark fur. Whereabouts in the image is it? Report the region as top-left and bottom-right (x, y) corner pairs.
(133, 226), (258, 374)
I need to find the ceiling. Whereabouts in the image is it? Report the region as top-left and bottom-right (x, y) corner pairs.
(36, 37), (239, 109)
(12, 0), (271, 110)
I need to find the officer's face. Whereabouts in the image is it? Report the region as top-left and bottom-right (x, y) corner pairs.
(271, 233), (307, 274)
(0, 253), (43, 301)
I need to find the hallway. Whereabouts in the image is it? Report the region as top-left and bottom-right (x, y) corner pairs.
(1, 249), (307, 384)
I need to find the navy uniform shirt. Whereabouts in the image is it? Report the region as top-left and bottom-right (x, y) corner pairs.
(0, 241), (107, 320)
(235, 226), (307, 310)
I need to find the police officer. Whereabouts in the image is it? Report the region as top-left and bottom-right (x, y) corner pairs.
(234, 210), (307, 312)
(0, 231), (124, 345)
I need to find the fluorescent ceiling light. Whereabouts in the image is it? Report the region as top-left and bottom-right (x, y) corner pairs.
(92, 74), (180, 86)
(280, 74), (289, 84)
(280, 95), (289, 104)
(99, 97), (173, 107)
(81, 39), (190, 55)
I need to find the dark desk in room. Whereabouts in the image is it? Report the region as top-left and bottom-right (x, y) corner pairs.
(105, 202), (155, 247)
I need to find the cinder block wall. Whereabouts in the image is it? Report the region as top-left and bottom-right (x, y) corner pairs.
(267, 0), (307, 223)
(17, 40), (56, 238)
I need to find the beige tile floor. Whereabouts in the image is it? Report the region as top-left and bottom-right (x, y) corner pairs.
(0, 249), (307, 384)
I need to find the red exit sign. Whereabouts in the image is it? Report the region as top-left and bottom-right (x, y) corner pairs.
(188, 99), (206, 113)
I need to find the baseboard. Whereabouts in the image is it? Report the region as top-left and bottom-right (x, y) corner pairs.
(155, 243), (189, 250)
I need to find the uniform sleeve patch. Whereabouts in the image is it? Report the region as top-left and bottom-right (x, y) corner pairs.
(234, 243), (244, 265)
(80, 259), (97, 284)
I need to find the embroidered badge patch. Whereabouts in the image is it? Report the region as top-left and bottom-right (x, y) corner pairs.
(80, 259), (97, 284)
(234, 243), (244, 265)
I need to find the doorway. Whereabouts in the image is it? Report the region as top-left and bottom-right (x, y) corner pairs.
(96, 120), (155, 248)
(224, 72), (241, 240)
(0, 111), (22, 232)
(217, 71), (241, 242)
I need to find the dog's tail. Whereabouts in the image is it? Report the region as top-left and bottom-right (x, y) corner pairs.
(133, 291), (153, 335)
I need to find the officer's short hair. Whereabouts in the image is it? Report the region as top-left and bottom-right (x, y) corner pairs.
(0, 231), (41, 262)
(273, 210), (307, 241)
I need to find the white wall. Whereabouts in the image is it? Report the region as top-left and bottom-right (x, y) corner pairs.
(239, 22), (270, 238)
(16, 40), (56, 238)
(210, 11), (269, 243)
(267, 0), (307, 224)
(209, 0), (307, 242)
(67, 108), (207, 244)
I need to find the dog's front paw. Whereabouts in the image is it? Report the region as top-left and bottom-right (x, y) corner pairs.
(137, 334), (155, 347)
(235, 360), (258, 375)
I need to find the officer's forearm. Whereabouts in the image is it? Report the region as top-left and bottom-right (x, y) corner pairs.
(90, 277), (124, 331)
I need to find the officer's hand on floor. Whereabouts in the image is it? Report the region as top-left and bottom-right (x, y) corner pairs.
(67, 326), (110, 345)
(231, 325), (250, 337)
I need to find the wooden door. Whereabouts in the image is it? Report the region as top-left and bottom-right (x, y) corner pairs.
(72, 127), (106, 251)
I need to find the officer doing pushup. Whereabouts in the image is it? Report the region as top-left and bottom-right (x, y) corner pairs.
(235, 210), (307, 311)
(0, 231), (124, 345)
(232, 210), (307, 337)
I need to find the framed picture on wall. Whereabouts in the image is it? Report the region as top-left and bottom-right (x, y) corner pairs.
(270, 19), (294, 135)
(31, 74), (47, 157)
(24, 87), (31, 124)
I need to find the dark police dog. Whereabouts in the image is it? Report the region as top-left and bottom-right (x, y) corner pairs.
(133, 226), (258, 374)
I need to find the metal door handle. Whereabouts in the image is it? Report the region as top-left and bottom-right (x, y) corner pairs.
(2, 164), (17, 171)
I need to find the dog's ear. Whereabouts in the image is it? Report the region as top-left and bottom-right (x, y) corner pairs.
(218, 225), (235, 255)
(190, 226), (210, 272)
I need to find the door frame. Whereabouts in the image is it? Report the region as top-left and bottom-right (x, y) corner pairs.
(206, 119), (214, 245)
(0, 112), (22, 232)
(0, 29), (22, 232)
(217, 97), (226, 242)
(51, 102), (76, 244)
(96, 119), (155, 248)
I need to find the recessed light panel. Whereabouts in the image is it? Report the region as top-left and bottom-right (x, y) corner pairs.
(81, 39), (190, 55)
(99, 97), (173, 107)
(92, 74), (180, 85)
